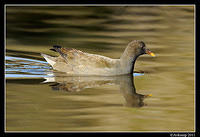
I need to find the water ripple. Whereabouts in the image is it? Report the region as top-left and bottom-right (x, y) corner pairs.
(5, 56), (52, 78)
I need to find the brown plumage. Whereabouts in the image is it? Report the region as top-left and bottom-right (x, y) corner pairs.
(41, 40), (155, 76)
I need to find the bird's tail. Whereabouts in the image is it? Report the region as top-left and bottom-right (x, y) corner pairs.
(41, 53), (56, 66)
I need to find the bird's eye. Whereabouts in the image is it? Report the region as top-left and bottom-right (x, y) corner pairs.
(140, 42), (145, 48)
(140, 44), (145, 49)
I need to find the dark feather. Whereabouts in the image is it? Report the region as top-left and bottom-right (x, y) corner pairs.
(50, 48), (57, 52)
(49, 45), (62, 52)
(53, 45), (62, 49)
(51, 45), (68, 62)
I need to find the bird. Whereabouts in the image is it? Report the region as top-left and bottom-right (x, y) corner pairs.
(41, 40), (155, 76)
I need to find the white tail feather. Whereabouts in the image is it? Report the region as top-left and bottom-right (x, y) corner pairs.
(41, 53), (56, 66)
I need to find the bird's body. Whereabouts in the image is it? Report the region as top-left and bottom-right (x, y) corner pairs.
(41, 40), (155, 76)
(42, 49), (120, 76)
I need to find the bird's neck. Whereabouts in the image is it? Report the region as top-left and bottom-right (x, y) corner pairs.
(120, 48), (139, 74)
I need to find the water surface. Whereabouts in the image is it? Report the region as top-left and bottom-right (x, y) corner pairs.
(5, 5), (194, 131)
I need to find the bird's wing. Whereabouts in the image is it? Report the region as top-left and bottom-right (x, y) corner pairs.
(51, 46), (117, 68)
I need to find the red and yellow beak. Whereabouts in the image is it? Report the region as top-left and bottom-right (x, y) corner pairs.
(145, 49), (156, 57)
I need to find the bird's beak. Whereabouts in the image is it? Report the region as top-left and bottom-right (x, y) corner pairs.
(145, 49), (156, 57)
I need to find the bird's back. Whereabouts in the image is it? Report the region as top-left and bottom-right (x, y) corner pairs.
(43, 47), (120, 76)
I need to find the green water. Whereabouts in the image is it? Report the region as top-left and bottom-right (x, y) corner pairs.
(5, 5), (194, 131)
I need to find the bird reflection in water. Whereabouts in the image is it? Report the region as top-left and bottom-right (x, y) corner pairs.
(43, 73), (151, 107)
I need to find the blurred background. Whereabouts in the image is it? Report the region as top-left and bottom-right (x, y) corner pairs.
(5, 6), (194, 131)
